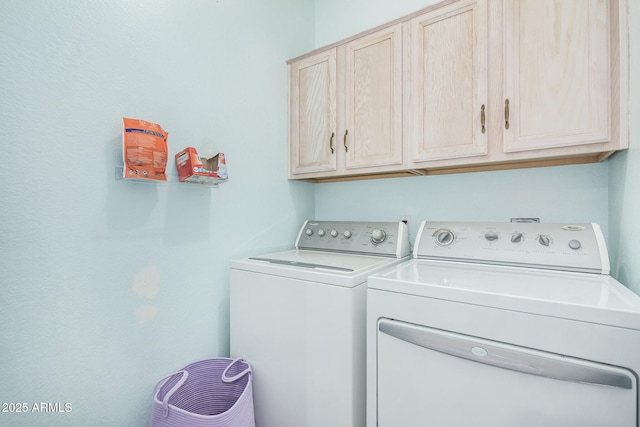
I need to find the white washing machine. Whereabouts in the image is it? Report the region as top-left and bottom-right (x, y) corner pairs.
(231, 220), (410, 427)
(367, 221), (640, 427)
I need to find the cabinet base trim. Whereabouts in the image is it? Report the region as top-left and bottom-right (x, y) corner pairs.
(294, 152), (615, 183)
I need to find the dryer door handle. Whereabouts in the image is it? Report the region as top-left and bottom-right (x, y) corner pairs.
(378, 319), (634, 389)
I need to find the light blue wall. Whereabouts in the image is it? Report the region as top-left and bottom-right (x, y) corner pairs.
(315, 0), (430, 45)
(609, 0), (640, 294)
(0, 1), (315, 426)
(315, 164), (609, 246)
(0, 0), (636, 425)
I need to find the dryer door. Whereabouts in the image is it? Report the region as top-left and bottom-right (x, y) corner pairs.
(376, 318), (637, 427)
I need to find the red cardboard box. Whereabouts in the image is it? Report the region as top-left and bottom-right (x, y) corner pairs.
(175, 147), (228, 185)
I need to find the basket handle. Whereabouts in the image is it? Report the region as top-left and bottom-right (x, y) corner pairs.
(221, 357), (252, 383)
(154, 370), (189, 417)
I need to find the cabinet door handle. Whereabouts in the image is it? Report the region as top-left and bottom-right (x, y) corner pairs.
(481, 104), (486, 134)
(505, 99), (510, 130)
(343, 129), (349, 152)
(329, 132), (335, 154)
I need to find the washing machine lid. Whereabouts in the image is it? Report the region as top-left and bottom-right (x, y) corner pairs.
(369, 259), (640, 330)
(231, 249), (409, 288)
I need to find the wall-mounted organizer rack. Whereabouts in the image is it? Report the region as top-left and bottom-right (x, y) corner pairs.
(114, 167), (227, 188)
(121, 117), (228, 188)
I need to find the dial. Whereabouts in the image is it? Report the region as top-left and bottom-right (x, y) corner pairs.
(569, 239), (581, 250)
(343, 230), (352, 239)
(305, 229), (313, 236)
(538, 235), (551, 247)
(484, 232), (499, 242)
(434, 229), (455, 246)
(330, 230), (338, 237)
(371, 229), (387, 244)
(318, 229), (325, 237)
(510, 233), (524, 243)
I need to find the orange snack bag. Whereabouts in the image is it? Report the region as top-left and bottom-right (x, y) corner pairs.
(122, 117), (168, 181)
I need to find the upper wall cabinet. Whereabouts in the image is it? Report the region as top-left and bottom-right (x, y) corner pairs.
(288, 49), (337, 176)
(342, 25), (403, 173)
(289, 25), (403, 180)
(502, 0), (612, 153)
(406, 0), (488, 165)
(287, 0), (628, 181)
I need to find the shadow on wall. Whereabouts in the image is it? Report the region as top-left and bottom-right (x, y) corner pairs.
(102, 135), (214, 244)
(163, 182), (213, 245)
(607, 149), (629, 287)
(104, 136), (161, 234)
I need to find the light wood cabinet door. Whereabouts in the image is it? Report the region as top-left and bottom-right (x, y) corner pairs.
(289, 49), (337, 176)
(502, 0), (610, 153)
(407, 0), (488, 163)
(341, 24), (404, 171)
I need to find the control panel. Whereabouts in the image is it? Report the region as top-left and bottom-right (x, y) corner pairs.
(296, 220), (410, 258)
(414, 221), (610, 274)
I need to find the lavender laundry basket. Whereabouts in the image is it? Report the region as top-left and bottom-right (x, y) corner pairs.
(150, 358), (255, 427)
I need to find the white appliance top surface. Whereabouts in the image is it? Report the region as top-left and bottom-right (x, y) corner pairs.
(369, 259), (640, 329)
(231, 250), (409, 288)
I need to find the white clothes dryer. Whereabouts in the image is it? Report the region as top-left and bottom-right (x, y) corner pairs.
(231, 220), (410, 427)
(367, 221), (640, 427)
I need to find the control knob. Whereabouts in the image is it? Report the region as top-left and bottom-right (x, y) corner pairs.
(371, 229), (387, 244)
(305, 229), (313, 236)
(330, 230), (338, 238)
(318, 229), (325, 237)
(569, 240), (581, 250)
(435, 229), (455, 246)
(343, 230), (352, 239)
(511, 233), (524, 243)
(538, 235), (551, 247)
(484, 232), (499, 242)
